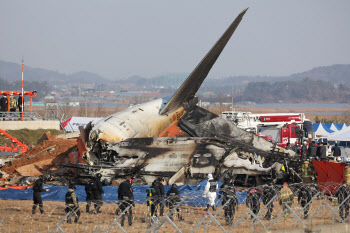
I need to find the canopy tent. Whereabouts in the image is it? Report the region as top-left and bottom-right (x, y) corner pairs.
(313, 123), (320, 132)
(336, 123), (349, 131)
(324, 123), (342, 132)
(314, 123), (335, 137)
(327, 127), (350, 141)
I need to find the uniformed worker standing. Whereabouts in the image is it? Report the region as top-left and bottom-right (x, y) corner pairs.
(298, 184), (312, 219)
(166, 183), (183, 221)
(150, 179), (161, 216)
(92, 173), (104, 214)
(32, 176), (49, 214)
(65, 184), (80, 224)
(219, 176), (238, 225)
(158, 177), (165, 216)
(336, 181), (350, 220)
(118, 178), (134, 226)
(246, 188), (262, 220)
(279, 182), (294, 216)
(203, 173), (218, 211)
(85, 179), (94, 213)
(301, 161), (312, 183)
(262, 182), (276, 220)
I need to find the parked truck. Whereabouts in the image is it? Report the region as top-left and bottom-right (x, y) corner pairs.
(220, 111), (314, 147)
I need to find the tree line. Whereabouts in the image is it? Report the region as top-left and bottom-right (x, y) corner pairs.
(0, 77), (50, 100)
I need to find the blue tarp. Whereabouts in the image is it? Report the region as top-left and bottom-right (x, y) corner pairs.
(0, 181), (248, 206)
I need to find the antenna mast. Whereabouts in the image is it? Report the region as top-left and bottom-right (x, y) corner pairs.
(21, 58), (24, 120)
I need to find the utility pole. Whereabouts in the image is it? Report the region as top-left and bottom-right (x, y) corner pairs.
(21, 58), (24, 120)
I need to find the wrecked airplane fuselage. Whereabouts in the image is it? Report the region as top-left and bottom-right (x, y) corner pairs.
(70, 8), (301, 186)
(71, 137), (282, 185)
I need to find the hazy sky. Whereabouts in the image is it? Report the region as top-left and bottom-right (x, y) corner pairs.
(1, 0), (349, 80)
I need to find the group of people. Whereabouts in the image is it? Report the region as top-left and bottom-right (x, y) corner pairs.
(146, 177), (183, 222)
(203, 174), (316, 223)
(299, 140), (342, 161)
(0, 94), (23, 114)
(31, 173), (350, 226)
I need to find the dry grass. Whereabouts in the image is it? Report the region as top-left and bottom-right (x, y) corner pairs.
(0, 197), (345, 233)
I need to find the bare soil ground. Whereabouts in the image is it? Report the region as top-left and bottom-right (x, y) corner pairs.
(0, 198), (344, 233)
(1, 136), (76, 177)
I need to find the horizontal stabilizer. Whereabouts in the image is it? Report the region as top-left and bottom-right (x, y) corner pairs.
(160, 8), (248, 115)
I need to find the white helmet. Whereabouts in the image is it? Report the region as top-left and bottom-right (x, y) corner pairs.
(207, 173), (213, 179)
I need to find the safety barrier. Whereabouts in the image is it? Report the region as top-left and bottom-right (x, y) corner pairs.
(1, 182), (350, 233)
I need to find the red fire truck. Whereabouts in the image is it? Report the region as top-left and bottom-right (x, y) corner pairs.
(220, 111), (314, 147)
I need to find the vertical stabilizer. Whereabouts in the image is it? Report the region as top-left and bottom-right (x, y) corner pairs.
(160, 8), (248, 115)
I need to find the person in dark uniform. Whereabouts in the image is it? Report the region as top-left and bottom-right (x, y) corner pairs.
(336, 181), (350, 220)
(65, 183), (80, 224)
(18, 94), (23, 112)
(85, 179), (94, 213)
(150, 179), (161, 216)
(92, 173), (104, 214)
(262, 182), (276, 220)
(118, 178), (134, 226)
(298, 184), (312, 219)
(308, 141), (317, 159)
(246, 188), (262, 220)
(219, 176), (238, 225)
(318, 142), (327, 161)
(332, 143), (342, 161)
(0, 95), (8, 118)
(166, 183), (183, 221)
(32, 176), (49, 214)
(158, 177), (165, 216)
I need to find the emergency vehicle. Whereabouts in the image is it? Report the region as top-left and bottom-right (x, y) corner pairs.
(220, 111), (314, 147)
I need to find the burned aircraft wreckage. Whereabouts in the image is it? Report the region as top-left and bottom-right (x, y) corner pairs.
(66, 8), (303, 186)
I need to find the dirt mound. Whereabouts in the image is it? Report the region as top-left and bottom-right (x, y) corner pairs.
(1, 137), (77, 177)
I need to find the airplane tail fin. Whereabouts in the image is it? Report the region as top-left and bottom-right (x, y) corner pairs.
(160, 8), (248, 115)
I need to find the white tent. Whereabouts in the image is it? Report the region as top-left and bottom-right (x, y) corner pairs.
(330, 123), (340, 132)
(314, 123), (334, 137)
(327, 127), (350, 141)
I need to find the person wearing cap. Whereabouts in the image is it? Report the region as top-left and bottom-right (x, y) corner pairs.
(149, 179), (161, 216)
(262, 182), (276, 220)
(203, 173), (218, 211)
(246, 187), (263, 220)
(32, 176), (50, 214)
(9, 94), (17, 112)
(336, 181), (350, 220)
(18, 94), (23, 112)
(219, 176), (238, 225)
(166, 183), (183, 221)
(279, 182), (294, 216)
(157, 177), (165, 216)
(301, 160), (312, 183)
(65, 183), (80, 224)
(298, 184), (312, 219)
(92, 173), (104, 214)
(118, 178), (134, 226)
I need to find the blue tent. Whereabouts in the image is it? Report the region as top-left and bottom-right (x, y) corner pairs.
(321, 124), (335, 133)
(313, 123), (320, 131)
